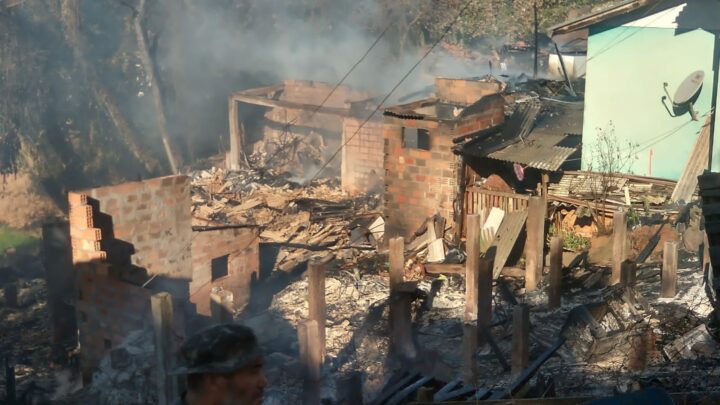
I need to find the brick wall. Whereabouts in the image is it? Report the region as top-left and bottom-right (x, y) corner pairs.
(74, 176), (194, 280)
(435, 78), (505, 105)
(341, 117), (384, 195)
(68, 175), (193, 381)
(383, 96), (506, 238)
(190, 227), (260, 316)
(68, 175), (262, 380)
(384, 118), (456, 238)
(75, 266), (151, 381)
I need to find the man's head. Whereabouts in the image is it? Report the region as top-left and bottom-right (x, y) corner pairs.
(174, 324), (267, 405)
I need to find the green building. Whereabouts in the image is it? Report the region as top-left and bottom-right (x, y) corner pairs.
(551, 0), (720, 180)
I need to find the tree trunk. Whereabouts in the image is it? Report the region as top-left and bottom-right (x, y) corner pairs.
(133, 0), (180, 174)
(59, 0), (160, 177)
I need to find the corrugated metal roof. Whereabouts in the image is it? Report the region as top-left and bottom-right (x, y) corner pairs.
(463, 99), (583, 171)
(487, 132), (580, 171)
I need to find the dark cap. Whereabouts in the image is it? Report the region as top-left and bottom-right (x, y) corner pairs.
(170, 323), (262, 375)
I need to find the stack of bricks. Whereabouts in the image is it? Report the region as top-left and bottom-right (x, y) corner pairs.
(450, 95), (505, 138)
(341, 117), (385, 194)
(190, 227), (260, 316)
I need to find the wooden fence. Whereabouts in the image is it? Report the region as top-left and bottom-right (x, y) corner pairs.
(463, 187), (530, 235)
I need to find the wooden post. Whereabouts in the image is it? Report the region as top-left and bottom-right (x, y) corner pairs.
(210, 290), (234, 324)
(336, 371), (363, 405)
(548, 236), (563, 309)
(151, 293), (178, 405)
(612, 210), (627, 285)
(525, 196), (546, 291)
(465, 215), (482, 322)
(4, 282), (18, 308)
(621, 260), (637, 288)
(703, 232), (711, 275)
(477, 257), (493, 346)
(390, 287), (416, 360)
(511, 304), (530, 378)
(389, 237), (405, 290)
(462, 323), (478, 385)
(5, 357), (15, 405)
(298, 320), (322, 405)
(227, 97), (245, 171)
(307, 259), (326, 358)
(662, 241), (678, 298)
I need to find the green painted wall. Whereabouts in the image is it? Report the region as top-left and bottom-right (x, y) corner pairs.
(582, 25), (720, 180)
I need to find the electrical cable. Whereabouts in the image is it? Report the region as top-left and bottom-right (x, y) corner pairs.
(261, 21), (394, 169)
(308, 0), (478, 182)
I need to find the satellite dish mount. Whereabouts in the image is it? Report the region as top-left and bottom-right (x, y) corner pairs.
(662, 70), (704, 121)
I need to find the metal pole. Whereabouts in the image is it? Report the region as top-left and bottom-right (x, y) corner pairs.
(534, 1), (539, 78)
(709, 33), (719, 170)
(554, 42), (577, 97)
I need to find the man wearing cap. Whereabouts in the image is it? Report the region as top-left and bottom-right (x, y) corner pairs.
(171, 324), (267, 405)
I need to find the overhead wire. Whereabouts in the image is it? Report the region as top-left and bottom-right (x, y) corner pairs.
(261, 21), (394, 169)
(308, 0), (478, 182)
(585, 0), (672, 63)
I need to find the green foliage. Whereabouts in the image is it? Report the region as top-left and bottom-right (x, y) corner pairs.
(0, 226), (38, 253)
(548, 224), (590, 251)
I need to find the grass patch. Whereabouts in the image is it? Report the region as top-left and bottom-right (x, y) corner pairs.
(0, 226), (39, 253)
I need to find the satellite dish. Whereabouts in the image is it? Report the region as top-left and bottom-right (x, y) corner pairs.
(662, 70), (704, 121)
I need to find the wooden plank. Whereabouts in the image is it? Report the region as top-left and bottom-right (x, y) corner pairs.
(548, 236), (563, 309)
(424, 263), (464, 274)
(671, 115), (711, 203)
(490, 210), (529, 278)
(662, 241), (678, 298)
(231, 92), (352, 116)
(524, 196), (546, 291)
(465, 187), (531, 201)
(612, 210), (627, 285)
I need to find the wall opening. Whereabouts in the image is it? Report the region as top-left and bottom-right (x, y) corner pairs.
(211, 254), (230, 281)
(402, 127), (430, 150)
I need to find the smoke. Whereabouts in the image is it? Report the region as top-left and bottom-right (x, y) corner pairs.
(145, 0), (541, 159)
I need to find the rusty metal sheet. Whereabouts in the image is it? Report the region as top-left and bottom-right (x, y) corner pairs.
(488, 132), (579, 171)
(488, 210), (528, 278)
